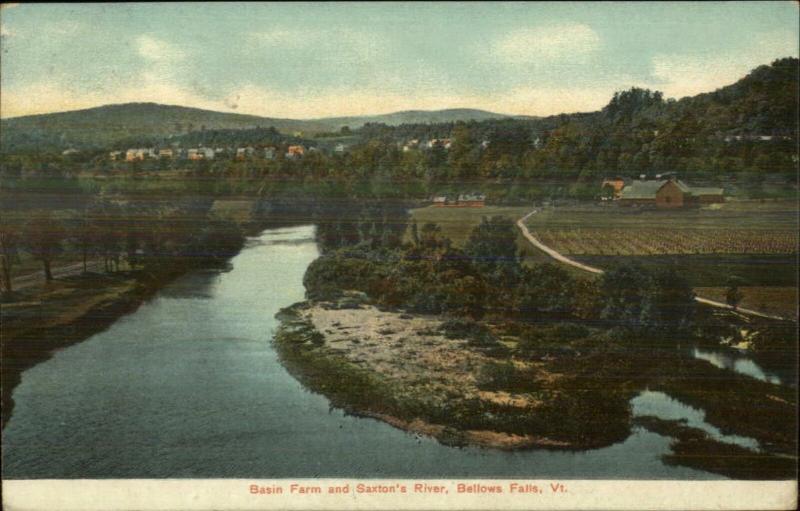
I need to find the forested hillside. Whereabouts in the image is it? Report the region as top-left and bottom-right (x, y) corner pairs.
(1, 58), (797, 192)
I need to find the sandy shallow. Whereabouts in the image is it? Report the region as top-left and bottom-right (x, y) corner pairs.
(293, 301), (570, 449)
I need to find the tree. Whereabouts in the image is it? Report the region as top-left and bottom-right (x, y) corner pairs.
(70, 210), (99, 273)
(516, 263), (575, 319)
(645, 267), (696, 333)
(464, 216), (519, 273)
(600, 264), (651, 328)
(22, 213), (65, 282)
(725, 276), (745, 310)
(0, 220), (20, 293)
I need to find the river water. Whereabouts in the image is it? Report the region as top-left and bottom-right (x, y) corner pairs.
(3, 226), (723, 479)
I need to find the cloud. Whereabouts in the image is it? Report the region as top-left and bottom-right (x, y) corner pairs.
(492, 23), (601, 64)
(650, 29), (799, 98)
(136, 34), (185, 62)
(0, 23), (10, 38)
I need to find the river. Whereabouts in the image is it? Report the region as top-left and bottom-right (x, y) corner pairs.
(3, 226), (723, 479)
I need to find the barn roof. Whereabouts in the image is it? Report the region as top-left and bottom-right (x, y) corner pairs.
(620, 179), (697, 199)
(620, 180), (666, 199)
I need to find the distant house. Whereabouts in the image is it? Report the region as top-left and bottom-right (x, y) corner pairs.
(619, 177), (723, 208)
(432, 193), (485, 208)
(158, 148), (174, 159)
(125, 148), (156, 161)
(334, 143), (346, 154)
(457, 193), (485, 207)
(286, 145), (305, 159)
(109, 151), (122, 161)
(601, 178), (626, 199)
(403, 139), (420, 152)
(235, 147), (255, 160)
(187, 147), (215, 161)
(263, 147), (276, 160)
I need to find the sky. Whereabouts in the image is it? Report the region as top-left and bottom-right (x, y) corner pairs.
(0, 2), (798, 119)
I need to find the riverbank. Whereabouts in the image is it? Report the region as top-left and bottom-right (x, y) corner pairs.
(273, 296), (797, 478)
(273, 298), (589, 450)
(1, 266), (195, 428)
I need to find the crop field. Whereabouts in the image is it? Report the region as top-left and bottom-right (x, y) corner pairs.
(535, 227), (798, 256)
(525, 200), (798, 257)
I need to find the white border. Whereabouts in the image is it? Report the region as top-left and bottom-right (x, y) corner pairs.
(2, 479), (798, 510)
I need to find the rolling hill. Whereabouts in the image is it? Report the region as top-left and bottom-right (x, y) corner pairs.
(318, 108), (529, 130)
(0, 104), (518, 152)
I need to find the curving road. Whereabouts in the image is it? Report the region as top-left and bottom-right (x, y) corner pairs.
(517, 209), (789, 321)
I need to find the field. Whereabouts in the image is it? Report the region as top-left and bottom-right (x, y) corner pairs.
(526, 200), (798, 257)
(535, 227), (797, 256)
(523, 200), (798, 317)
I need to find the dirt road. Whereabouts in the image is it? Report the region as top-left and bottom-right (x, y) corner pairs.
(517, 210), (788, 321)
(9, 260), (103, 291)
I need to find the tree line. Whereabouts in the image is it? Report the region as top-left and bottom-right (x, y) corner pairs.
(305, 211), (698, 340)
(0, 200), (244, 294)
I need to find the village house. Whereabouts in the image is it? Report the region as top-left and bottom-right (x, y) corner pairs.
(187, 147), (215, 161)
(236, 146), (255, 160)
(158, 148), (174, 159)
(431, 193), (486, 208)
(109, 151), (122, 161)
(618, 176), (724, 208)
(334, 143), (346, 154)
(125, 148), (157, 161)
(403, 139), (420, 152)
(263, 147), (276, 160)
(286, 145), (305, 159)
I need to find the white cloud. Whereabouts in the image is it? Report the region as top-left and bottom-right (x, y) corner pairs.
(492, 23), (601, 64)
(136, 34), (185, 62)
(0, 23), (10, 38)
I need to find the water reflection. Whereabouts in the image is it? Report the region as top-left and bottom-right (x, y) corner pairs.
(692, 348), (785, 386)
(631, 390), (759, 451)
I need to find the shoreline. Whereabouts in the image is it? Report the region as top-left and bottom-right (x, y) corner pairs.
(272, 298), (797, 478)
(272, 299), (623, 452)
(1, 265), (195, 428)
(0, 220), (301, 429)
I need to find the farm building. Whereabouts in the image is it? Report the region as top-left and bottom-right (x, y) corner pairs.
(431, 194), (486, 208)
(619, 177), (723, 208)
(601, 178), (626, 199)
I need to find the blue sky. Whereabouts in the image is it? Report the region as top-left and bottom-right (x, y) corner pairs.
(1, 2), (797, 118)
